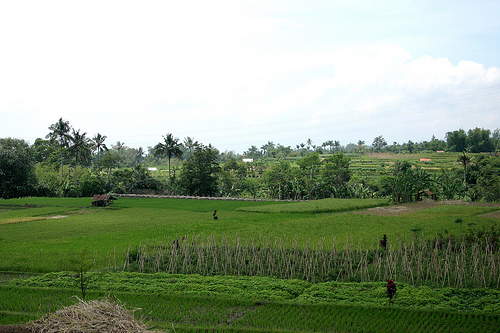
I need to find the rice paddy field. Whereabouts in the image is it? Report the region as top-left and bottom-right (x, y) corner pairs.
(1, 196), (499, 332)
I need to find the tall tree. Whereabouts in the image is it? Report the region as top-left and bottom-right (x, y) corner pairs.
(0, 138), (37, 198)
(372, 135), (387, 151)
(46, 118), (71, 184)
(357, 140), (365, 153)
(264, 160), (295, 200)
(492, 128), (500, 152)
(306, 138), (313, 150)
(467, 127), (494, 153)
(95, 151), (121, 191)
(296, 152), (322, 199)
(135, 147), (145, 164)
(457, 151), (473, 200)
(69, 129), (92, 188)
(333, 140), (341, 152)
(322, 140), (334, 153)
(180, 144), (220, 196)
(183, 136), (198, 158)
(446, 129), (467, 152)
(91, 133), (108, 156)
(153, 133), (183, 181)
(244, 145), (260, 158)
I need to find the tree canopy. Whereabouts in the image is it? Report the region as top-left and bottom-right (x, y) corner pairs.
(0, 138), (37, 199)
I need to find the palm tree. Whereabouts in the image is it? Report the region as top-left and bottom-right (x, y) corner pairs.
(46, 118), (71, 184)
(260, 143), (269, 156)
(183, 136), (198, 153)
(135, 147), (145, 164)
(457, 151), (473, 200)
(306, 138), (313, 150)
(357, 140), (365, 154)
(113, 141), (126, 153)
(69, 129), (92, 188)
(153, 133), (183, 181)
(322, 140), (334, 153)
(91, 133), (108, 156)
(334, 140), (341, 152)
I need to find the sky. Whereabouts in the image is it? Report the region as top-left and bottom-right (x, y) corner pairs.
(1, 0), (500, 154)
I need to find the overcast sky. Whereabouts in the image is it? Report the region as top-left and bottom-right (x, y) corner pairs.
(1, 0), (499, 153)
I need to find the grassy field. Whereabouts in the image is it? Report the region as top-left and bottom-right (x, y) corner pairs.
(0, 197), (498, 273)
(348, 151), (460, 183)
(1, 196), (499, 332)
(2, 273), (500, 331)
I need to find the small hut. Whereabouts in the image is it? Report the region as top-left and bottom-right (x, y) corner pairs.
(417, 190), (437, 201)
(91, 194), (116, 207)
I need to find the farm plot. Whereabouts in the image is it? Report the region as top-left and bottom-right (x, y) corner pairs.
(0, 197), (498, 273)
(0, 196), (499, 332)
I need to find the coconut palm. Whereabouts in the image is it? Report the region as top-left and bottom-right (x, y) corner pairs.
(46, 118), (71, 184)
(183, 136), (198, 152)
(334, 140), (341, 152)
(153, 133), (183, 181)
(69, 129), (92, 188)
(91, 133), (108, 156)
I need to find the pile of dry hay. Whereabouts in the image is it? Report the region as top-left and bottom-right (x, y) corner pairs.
(26, 298), (151, 333)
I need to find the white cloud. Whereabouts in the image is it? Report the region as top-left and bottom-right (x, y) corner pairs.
(1, 1), (499, 152)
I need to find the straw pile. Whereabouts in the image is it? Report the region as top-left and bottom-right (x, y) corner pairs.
(27, 298), (150, 333)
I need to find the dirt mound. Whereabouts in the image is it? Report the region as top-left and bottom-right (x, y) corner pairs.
(1, 298), (152, 333)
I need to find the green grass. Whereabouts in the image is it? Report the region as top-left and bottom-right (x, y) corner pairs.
(2, 273), (500, 332)
(236, 198), (389, 213)
(0, 197), (498, 272)
(1, 196), (500, 332)
(8, 272), (500, 314)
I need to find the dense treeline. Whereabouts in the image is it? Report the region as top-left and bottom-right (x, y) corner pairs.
(1, 118), (499, 201)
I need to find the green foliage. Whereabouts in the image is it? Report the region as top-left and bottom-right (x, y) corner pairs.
(379, 162), (432, 203)
(467, 127), (495, 153)
(0, 138), (38, 199)
(2, 281), (499, 331)
(7, 272), (500, 314)
(263, 160), (299, 200)
(446, 128), (468, 152)
(236, 198), (388, 213)
(475, 155), (500, 201)
(446, 128), (496, 153)
(111, 165), (164, 194)
(372, 135), (387, 151)
(321, 153), (352, 198)
(180, 144), (221, 196)
(78, 171), (106, 197)
(153, 133), (183, 181)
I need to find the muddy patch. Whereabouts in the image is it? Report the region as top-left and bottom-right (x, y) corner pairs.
(358, 201), (438, 216)
(358, 200), (500, 217)
(480, 210), (500, 218)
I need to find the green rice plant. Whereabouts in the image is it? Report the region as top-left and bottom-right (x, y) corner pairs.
(0, 197), (498, 273)
(236, 198), (389, 213)
(3, 278), (500, 331)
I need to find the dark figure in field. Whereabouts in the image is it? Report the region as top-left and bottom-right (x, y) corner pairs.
(380, 234), (387, 249)
(386, 279), (397, 303)
(213, 210), (218, 220)
(173, 236), (187, 249)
